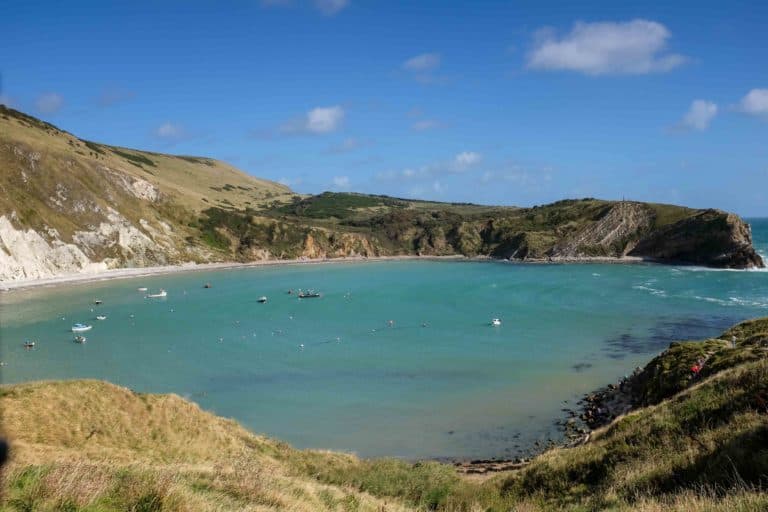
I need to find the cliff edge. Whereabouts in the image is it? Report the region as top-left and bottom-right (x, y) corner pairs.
(629, 209), (764, 268)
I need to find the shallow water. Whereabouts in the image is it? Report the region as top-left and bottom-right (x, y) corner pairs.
(1, 219), (766, 460)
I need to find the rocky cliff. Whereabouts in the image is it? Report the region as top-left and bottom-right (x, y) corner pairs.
(628, 209), (764, 268)
(0, 106), (291, 281)
(0, 107), (763, 282)
(549, 201), (653, 257)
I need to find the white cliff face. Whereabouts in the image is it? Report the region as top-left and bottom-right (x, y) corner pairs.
(130, 178), (159, 202)
(105, 167), (160, 202)
(72, 208), (165, 265)
(139, 218), (179, 257)
(0, 215), (109, 281)
(0, 206), (181, 282)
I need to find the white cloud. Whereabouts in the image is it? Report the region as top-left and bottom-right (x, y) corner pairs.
(282, 105), (345, 135)
(402, 53), (441, 72)
(377, 151), (483, 182)
(454, 151), (482, 169)
(679, 100), (718, 131)
(527, 19), (686, 75)
(35, 92), (64, 114)
(411, 119), (441, 131)
(314, 0), (348, 15)
(307, 106), (344, 133)
(737, 89), (768, 117)
(332, 175), (351, 189)
(155, 122), (185, 139)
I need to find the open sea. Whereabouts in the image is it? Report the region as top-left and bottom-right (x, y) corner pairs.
(2, 219), (767, 460)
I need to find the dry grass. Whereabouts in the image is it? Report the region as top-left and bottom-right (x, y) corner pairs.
(0, 105), (296, 266)
(0, 380), (410, 511)
(2, 319), (767, 511)
(0, 108), (291, 215)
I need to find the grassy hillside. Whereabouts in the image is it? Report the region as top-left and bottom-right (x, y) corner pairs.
(0, 106), (291, 215)
(205, 194), (717, 262)
(0, 380), (409, 512)
(2, 318), (767, 511)
(0, 106), (295, 278)
(0, 106), (762, 280)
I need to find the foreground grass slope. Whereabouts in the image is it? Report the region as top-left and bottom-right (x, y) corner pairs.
(0, 380), (409, 512)
(2, 318), (767, 511)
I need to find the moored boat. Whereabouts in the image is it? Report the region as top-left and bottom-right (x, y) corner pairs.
(23, 340), (36, 348)
(491, 318), (502, 326)
(74, 335), (87, 344)
(71, 323), (93, 332)
(96, 315), (107, 320)
(258, 296), (268, 303)
(145, 289), (167, 298)
(297, 289), (321, 299)
(137, 287), (148, 292)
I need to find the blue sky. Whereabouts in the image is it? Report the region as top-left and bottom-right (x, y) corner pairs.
(2, 0), (767, 215)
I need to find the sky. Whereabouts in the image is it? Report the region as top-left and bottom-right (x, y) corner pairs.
(2, 0), (767, 216)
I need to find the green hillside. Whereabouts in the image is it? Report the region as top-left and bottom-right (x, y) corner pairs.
(0, 106), (763, 282)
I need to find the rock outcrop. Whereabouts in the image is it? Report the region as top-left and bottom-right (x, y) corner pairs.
(550, 202), (653, 258)
(0, 214), (110, 280)
(629, 209), (764, 269)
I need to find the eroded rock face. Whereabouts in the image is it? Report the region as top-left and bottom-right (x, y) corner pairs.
(629, 210), (765, 269)
(300, 230), (379, 259)
(550, 202), (653, 258)
(0, 215), (110, 280)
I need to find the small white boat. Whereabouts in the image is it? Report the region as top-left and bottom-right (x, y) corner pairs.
(491, 318), (502, 326)
(258, 296), (268, 303)
(23, 340), (36, 348)
(72, 323), (93, 332)
(74, 335), (87, 344)
(96, 315), (107, 321)
(94, 299), (103, 305)
(145, 289), (167, 298)
(138, 287), (148, 292)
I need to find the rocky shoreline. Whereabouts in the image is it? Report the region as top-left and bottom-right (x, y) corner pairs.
(4, 251), (748, 293)
(454, 367), (643, 476)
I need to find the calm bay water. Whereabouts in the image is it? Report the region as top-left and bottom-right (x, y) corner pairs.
(2, 219), (767, 460)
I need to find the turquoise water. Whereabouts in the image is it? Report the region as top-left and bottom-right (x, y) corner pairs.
(2, 219), (767, 460)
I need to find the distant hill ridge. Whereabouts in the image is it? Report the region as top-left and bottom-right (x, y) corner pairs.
(0, 106), (763, 282)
